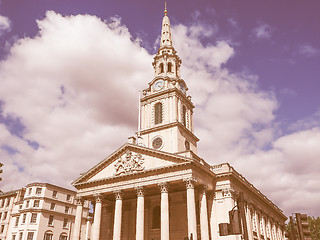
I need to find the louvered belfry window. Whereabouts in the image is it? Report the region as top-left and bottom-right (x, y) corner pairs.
(154, 102), (163, 124)
(182, 105), (187, 126)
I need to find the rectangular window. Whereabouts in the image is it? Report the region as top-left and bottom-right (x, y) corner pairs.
(30, 213), (37, 223)
(27, 232), (34, 240)
(52, 190), (57, 198)
(50, 203), (55, 210)
(33, 200), (40, 208)
(66, 194), (71, 201)
(15, 216), (19, 227)
(26, 200), (30, 208)
(22, 213), (26, 224)
(12, 234), (16, 240)
(3, 211), (7, 220)
(48, 215), (54, 226)
(65, 206), (69, 214)
(0, 225), (4, 233)
(63, 218), (68, 228)
(1, 199), (5, 208)
(19, 232), (23, 240)
(0, 212), (2, 220)
(28, 188), (32, 195)
(35, 188), (42, 195)
(6, 198), (10, 207)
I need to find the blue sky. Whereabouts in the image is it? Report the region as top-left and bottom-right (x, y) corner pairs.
(0, 0), (319, 216)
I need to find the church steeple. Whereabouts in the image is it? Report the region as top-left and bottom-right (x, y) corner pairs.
(139, 6), (199, 155)
(152, 4), (182, 79)
(160, 3), (172, 47)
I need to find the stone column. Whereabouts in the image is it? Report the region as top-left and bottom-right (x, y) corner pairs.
(91, 194), (102, 240)
(135, 187), (145, 240)
(159, 182), (169, 240)
(261, 215), (268, 240)
(209, 192), (217, 240)
(184, 178), (197, 240)
(72, 197), (83, 240)
(245, 203), (254, 240)
(200, 186), (210, 240)
(85, 217), (92, 240)
(113, 190), (123, 240)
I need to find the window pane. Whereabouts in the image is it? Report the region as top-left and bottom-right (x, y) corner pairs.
(30, 213), (37, 223)
(155, 103), (162, 124)
(27, 232), (34, 240)
(36, 188), (42, 194)
(50, 203), (55, 210)
(52, 191), (57, 198)
(48, 215), (54, 226)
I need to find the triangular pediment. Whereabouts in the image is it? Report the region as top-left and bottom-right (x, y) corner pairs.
(72, 143), (190, 186)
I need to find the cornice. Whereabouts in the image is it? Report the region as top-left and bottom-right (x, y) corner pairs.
(21, 196), (76, 206)
(141, 87), (194, 109)
(140, 121), (199, 142)
(214, 164), (286, 220)
(16, 208), (76, 218)
(26, 182), (76, 194)
(0, 190), (20, 198)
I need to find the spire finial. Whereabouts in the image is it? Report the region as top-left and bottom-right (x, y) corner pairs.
(164, 2), (167, 16)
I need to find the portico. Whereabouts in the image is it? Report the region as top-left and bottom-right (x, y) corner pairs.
(72, 143), (214, 240)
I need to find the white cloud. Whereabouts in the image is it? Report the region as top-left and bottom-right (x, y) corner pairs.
(0, 11), (319, 217)
(298, 44), (320, 57)
(0, 15), (11, 35)
(252, 23), (273, 40)
(233, 127), (320, 215)
(0, 11), (152, 189)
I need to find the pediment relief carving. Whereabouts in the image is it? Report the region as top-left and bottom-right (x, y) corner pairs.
(114, 150), (145, 176)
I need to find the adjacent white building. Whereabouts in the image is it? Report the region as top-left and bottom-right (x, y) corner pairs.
(71, 6), (287, 240)
(0, 183), (90, 240)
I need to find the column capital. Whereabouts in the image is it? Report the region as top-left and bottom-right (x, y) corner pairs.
(222, 188), (238, 199)
(135, 186), (144, 197)
(94, 193), (102, 203)
(114, 190), (124, 200)
(183, 177), (197, 189)
(75, 196), (84, 205)
(200, 185), (208, 193)
(158, 182), (169, 193)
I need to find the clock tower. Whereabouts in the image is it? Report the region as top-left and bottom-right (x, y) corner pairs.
(139, 6), (199, 154)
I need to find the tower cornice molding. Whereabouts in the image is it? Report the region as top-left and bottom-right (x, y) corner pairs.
(141, 88), (194, 109)
(140, 121), (199, 142)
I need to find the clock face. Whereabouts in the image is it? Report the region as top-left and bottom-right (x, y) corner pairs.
(152, 137), (163, 150)
(154, 79), (164, 91)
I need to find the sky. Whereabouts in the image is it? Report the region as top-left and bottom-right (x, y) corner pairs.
(0, 0), (319, 217)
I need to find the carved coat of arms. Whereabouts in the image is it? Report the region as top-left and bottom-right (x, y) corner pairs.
(114, 150), (145, 175)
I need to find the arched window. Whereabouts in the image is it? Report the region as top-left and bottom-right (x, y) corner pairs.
(154, 102), (163, 124)
(159, 63), (164, 73)
(44, 231), (53, 240)
(182, 105), (187, 127)
(167, 62), (172, 72)
(59, 233), (68, 240)
(152, 206), (161, 229)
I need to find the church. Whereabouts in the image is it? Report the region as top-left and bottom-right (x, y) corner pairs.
(71, 7), (287, 240)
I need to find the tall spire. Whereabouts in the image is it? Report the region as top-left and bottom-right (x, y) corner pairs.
(164, 2), (167, 16)
(160, 2), (172, 47)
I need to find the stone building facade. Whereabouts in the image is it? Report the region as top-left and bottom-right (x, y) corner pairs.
(71, 7), (287, 240)
(0, 183), (89, 240)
